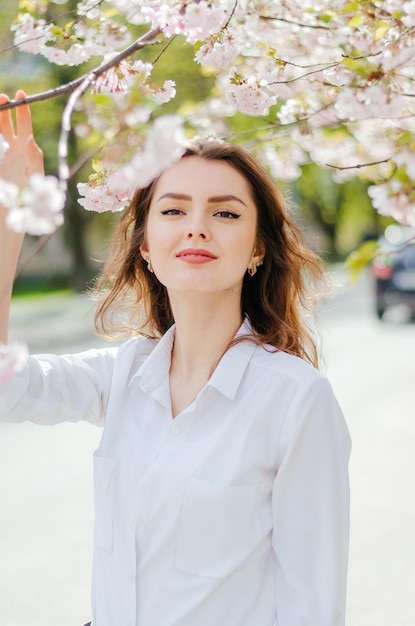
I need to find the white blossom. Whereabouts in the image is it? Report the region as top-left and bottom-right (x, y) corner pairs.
(11, 13), (53, 54)
(141, 5), (184, 37)
(153, 80), (176, 104)
(227, 74), (277, 116)
(5, 175), (65, 236)
(369, 180), (415, 226)
(77, 181), (128, 213)
(108, 115), (186, 198)
(195, 31), (240, 69)
(183, 1), (226, 43)
(8, 0), (415, 227)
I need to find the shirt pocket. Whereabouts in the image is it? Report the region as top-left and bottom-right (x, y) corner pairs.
(175, 477), (265, 579)
(93, 454), (117, 553)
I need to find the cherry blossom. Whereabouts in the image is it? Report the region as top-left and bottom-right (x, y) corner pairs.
(182, 1), (227, 43)
(77, 180), (129, 213)
(141, 4), (184, 38)
(3, 175), (65, 236)
(195, 31), (240, 69)
(368, 180), (415, 227)
(227, 72), (277, 116)
(4, 0), (415, 228)
(106, 115), (186, 205)
(10, 13), (53, 55)
(153, 80), (176, 104)
(0, 342), (28, 384)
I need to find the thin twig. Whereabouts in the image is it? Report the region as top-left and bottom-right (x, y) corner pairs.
(0, 26), (162, 111)
(269, 63), (338, 85)
(325, 158), (391, 170)
(151, 34), (177, 65)
(224, 0), (238, 29)
(258, 14), (330, 30)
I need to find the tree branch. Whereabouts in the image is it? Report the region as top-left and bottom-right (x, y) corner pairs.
(258, 14), (330, 30)
(325, 158), (391, 170)
(0, 26), (162, 111)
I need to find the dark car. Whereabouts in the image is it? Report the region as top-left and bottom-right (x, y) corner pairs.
(371, 225), (415, 319)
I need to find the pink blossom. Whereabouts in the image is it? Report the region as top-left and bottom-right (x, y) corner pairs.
(195, 31), (240, 69)
(141, 5), (184, 37)
(403, 1), (415, 27)
(11, 13), (53, 54)
(0, 342), (28, 384)
(77, 0), (102, 19)
(41, 43), (90, 66)
(153, 80), (176, 104)
(183, 1), (226, 43)
(227, 74), (277, 116)
(393, 150), (415, 180)
(77, 181), (128, 213)
(369, 181), (415, 226)
(0, 135), (10, 162)
(107, 115), (186, 199)
(6, 174), (65, 236)
(93, 57), (138, 94)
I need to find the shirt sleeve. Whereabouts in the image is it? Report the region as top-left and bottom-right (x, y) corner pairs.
(272, 375), (351, 626)
(0, 347), (119, 427)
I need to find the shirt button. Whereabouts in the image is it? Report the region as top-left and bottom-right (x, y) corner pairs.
(171, 426), (181, 436)
(138, 523), (148, 533)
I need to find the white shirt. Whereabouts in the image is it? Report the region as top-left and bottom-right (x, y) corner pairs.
(1, 321), (351, 626)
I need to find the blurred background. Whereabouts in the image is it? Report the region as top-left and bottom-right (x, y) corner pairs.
(1, 2), (415, 625)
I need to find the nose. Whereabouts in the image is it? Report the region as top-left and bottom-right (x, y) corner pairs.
(185, 214), (210, 240)
(186, 229), (207, 240)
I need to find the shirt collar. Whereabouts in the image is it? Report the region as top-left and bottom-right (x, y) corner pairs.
(206, 319), (257, 400)
(134, 318), (257, 400)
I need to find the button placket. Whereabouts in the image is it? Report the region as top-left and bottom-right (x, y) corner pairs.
(171, 425), (181, 436)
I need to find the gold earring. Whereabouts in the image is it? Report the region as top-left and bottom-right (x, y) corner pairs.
(145, 256), (153, 273)
(248, 261), (262, 277)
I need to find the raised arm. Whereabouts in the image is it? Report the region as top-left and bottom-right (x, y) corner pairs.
(0, 91), (44, 343)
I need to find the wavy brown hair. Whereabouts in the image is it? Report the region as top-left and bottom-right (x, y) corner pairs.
(93, 141), (325, 367)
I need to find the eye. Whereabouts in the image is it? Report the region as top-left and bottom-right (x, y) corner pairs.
(214, 210), (240, 219)
(160, 208), (185, 216)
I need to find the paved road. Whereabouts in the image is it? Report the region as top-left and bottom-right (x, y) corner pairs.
(1, 272), (415, 626)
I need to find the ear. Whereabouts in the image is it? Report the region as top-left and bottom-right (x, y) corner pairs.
(140, 240), (149, 258)
(251, 239), (265, 266)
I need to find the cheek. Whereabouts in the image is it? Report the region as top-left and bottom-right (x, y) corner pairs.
(145, 219), (171, 254)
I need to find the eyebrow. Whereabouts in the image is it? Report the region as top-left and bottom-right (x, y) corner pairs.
(156, 192), (248, 207)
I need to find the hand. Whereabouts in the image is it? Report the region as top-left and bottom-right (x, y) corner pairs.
(0, 90), (44, 192)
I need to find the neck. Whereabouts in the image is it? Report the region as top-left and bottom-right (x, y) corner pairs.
(168, 290), (243, 382)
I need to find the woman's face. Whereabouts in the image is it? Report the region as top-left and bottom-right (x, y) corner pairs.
(141, 156), (264, 300)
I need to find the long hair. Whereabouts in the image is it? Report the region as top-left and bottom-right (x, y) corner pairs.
(93, 141), (325, 367)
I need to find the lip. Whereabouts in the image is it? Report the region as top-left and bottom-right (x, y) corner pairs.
(176, 248), (218, 263)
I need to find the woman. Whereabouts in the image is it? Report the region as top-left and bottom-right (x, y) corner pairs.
(0, 92), (351, 626)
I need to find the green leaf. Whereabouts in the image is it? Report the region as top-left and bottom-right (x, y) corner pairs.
(349, 14), (363, 27)
(375, 22), (390, 40)
(92, 160), (102, 173)
(341, 1), (359, 13)
(345, 240), (379, 281)
(50, 25), (63, 37)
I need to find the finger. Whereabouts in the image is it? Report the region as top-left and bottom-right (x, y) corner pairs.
(0, 93), (15, 142)
(15, 90), (33, 139)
